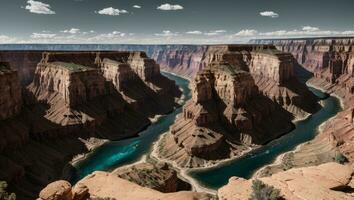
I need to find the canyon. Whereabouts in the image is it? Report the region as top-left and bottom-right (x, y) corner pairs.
(216, 37), (354, 199)
(154, 44), (320, 168)
(0, 38), (353, 200)
(250, 38), (354, 179)
(0, 51), (181, 199)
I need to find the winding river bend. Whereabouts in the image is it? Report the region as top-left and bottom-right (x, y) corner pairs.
(73, 72), (342, 191)
(73, 72), (191, 181)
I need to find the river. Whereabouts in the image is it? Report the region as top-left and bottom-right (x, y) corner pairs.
(73, 72), (191, 181)
(73, 72), (342, 191)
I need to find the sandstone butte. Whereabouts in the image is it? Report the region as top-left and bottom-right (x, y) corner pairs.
(155, 44), (321, 168)
(0, 51), (181, 199)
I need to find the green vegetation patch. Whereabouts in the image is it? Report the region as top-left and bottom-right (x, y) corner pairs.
(0, 181), (16, 200)
(249, 179), (282, 200)
(52, 62), (93, 72)
(0, 64), (11, 72)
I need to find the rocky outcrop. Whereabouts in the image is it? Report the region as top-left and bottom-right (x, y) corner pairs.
(218, 162), (354, 200)
(75, 171), (213, 200)
(114, 162), (191, 193)
(38, 180), (90, 200)
(0, 62), (22, 120)
(0, 51), (181, 200)
(156, 61), (294, 168)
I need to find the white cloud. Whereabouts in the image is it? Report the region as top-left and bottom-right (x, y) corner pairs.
(157, 4), (183, 11)
(260, 11), (279, 18)
(259, 28), (354, 37)
(235, 29), (258, 37)
(133, 5), (141, 9)
(204, 30), (226, 36)
(61, 28), (80, 34)
(302, 26), (320, 32)
(30, 33), (56, 39)
(154, 30), (179, 37)
(186, 31), (202, 35)
(0, 35), (17, 43)
(25, 0), (55, 15)
(342, 31), (354, 35)
(96, 7), (128, 16)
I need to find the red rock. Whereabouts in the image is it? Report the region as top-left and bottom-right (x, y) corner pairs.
(0, 62), (22, 120)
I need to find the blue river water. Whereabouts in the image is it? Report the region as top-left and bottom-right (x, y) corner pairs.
(73, 72), (342, 191)
(73, 72), (191, 181)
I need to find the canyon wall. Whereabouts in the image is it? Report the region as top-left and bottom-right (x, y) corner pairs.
(251, 37), (354, 103)
(0, 51), (181, 200)
(252, 37), (354, 162)
(0, 62), (22, 120)
(156, 59), (297, 168)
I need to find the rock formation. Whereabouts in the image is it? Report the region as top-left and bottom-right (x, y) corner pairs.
(156, 61), (295, 168)
(218, 162), (354, 200)
(74, 171), (214, 200)
(252, 37), (354, 106)
(252, 37), (354, 164)
(0, 51), (181, 200)
(0, 62), (22, 120)
(200, 45), (320, 119)
(114, 162), (191, 193)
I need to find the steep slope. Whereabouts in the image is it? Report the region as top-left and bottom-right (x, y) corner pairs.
(0, 51), (181, 200)
(155, 60), (295, 168)
(252, 37), (354, 165)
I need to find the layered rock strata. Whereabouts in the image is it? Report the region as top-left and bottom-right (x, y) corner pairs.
(114, 162), (191, 193)
(157, 62), (294, 168)
(201, 45), (320, 119)
(148, 45), (320, 119)
(218, 162), (354, 200)
(252, 38), (354, 165)
(0, 51), (180, 200)
(252, 37), (354, 106)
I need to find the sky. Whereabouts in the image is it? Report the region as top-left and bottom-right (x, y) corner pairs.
(0, 0), (353, 44)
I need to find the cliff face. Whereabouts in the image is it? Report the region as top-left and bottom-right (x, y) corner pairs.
(0, 51), (181, 200)
(0, 62), (22, 120)
(252, 37), (354, 105)
(0, 51), (43, 85)
(143, 45), (320, 119)
(252, 38), (354, 162)
(151, 45), (208, 78)
(156, 61), (294, 168)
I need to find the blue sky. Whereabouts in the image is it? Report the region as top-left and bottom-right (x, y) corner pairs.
(0, 0), (353, 44)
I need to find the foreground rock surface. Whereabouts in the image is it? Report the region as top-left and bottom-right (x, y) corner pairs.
(219, 162), (354, 200)
(76, 171), (214, 200)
